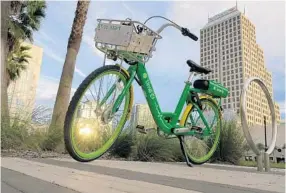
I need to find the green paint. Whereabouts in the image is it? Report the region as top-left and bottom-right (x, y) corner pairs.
(170, 83), (191, 126)
(99, 84), (116, 106)
(112, 69), (136, 113)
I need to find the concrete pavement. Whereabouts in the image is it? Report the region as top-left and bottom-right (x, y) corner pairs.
(2, 167), (79, 193)
(1, 157), (285, 193)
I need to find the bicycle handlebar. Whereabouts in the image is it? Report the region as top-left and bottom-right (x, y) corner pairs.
(156, 23), (181, 34)
(181, 27), (198, 41)
(148, 16), (198, 42)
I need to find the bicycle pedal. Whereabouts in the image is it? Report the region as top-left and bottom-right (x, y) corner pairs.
(136, 125), (154, 134)
(191, 126), (203, 133)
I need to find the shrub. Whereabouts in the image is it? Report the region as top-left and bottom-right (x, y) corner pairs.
(109, 129), (135, 158)
(40, 127), (63, 151)
(256, 143), (265, 151)
(210, 120), (245, 164)
(1, 117), (30, 149)
(131, 132), (183, 162)
(1, 105), (58, 152)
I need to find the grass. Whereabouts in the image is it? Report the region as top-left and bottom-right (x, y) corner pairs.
(239, 160), (286, 169)
(210, 120), (246, 165)
(131, 132), (184, 162)
(1, 105), (64, 152)
(2, 108), (284, 169)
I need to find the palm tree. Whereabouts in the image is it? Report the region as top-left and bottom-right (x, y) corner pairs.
(7, 41), (31, 86)
(6, 0), (46, 84)
(1, 0), (46, 128)
(7, 0), (46, 52)
(49, 1), (90, 133)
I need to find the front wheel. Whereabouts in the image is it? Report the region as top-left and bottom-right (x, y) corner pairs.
(64, 65), (133, 162)
(180, 97), (222, 165)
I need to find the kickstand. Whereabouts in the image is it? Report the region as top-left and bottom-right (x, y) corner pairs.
(179, 136), (193, 167)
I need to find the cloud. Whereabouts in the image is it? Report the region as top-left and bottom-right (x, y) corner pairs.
(36, 75), (76, 102)
(278, 101), (285, 113)
(82, 34), (114, 66)
(36, 76), (61, 101)
(168, 1), (285, 110)
(277, 101), (286, 120)
(34, 1), (284, 113)
(168, 1), (285, 67)
(34, 39), (45, 46)
(44, 47), (64, 63)
(38, 31), (57, 45)
(75, 68), (87, 77)
(35, 40), (87, 78)
(121, 1), (136, 18)
(81, 1), (150, 65)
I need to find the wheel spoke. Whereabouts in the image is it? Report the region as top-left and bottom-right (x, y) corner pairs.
(182, 98), (221, 164)
(65, 67), (131, 161)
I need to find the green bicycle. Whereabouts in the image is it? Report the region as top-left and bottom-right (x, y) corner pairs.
(64, 16), (229, 166)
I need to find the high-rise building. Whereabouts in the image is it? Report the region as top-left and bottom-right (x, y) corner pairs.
(131, 103), (156, 129)
(200, 6), (281, 126)
(8, 41), (43, 118)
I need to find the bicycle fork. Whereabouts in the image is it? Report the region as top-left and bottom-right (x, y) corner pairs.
(97, 67), (136, 116)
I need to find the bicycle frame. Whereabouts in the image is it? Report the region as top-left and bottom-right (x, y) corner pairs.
(102, 62), (215, 135)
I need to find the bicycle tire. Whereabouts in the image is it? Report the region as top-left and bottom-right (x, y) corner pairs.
(64, 65), (133, 162)
(180, 97), (222, 165)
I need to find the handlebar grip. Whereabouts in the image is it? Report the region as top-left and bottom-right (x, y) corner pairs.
(181, 27), (198, 41)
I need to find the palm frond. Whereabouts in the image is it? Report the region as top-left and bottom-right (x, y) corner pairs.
(7, 0), (46, 51)
(20, 45), (31, 52)
(7, 40), (31, 83)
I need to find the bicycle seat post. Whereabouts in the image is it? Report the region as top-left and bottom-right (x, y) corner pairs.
(187, 71), (196, 84)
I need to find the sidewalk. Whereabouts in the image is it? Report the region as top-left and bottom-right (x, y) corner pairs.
(2, 157), (285, 193)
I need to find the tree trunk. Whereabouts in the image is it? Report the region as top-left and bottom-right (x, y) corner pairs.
(49, 0), (90, 132)
(1, 1), (11, 129)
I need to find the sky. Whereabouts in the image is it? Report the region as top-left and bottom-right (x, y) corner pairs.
(33, 0), (285, 120)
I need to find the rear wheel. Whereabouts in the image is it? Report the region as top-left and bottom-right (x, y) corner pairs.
(180, 97), (221, 165)
(64, 65), (133, 162)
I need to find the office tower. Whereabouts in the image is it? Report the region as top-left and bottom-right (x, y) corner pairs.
(200, 7), (281, 126)
(131, 103), (156, 129)
(8, 41), (43, 119)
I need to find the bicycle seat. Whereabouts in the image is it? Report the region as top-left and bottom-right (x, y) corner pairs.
(187, 60), (212, 74)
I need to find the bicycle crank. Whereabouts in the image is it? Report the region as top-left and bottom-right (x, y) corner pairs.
(173, 126), (202, 135)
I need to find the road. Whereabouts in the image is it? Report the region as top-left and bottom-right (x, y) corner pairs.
(1, 157), (285, 193)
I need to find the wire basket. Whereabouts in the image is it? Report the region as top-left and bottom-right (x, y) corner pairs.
(94, 18), (162, 63)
